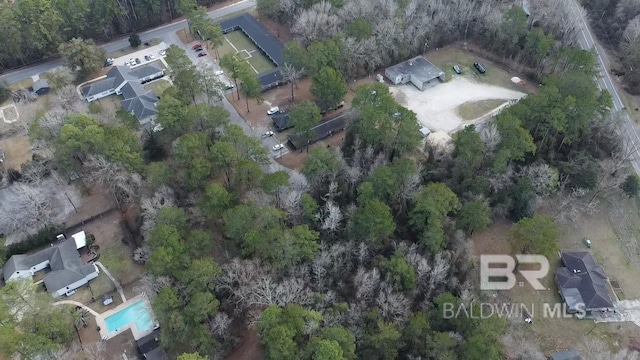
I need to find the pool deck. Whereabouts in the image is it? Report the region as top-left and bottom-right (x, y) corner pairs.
(95, 294), (158, 341)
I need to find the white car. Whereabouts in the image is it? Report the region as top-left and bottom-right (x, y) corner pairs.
(267, 106), (280, 115)
(149, 54), (155, 59)
(124, 61), (130, 67)
(272, 143), (284, 151)
(263, 130), (274, 138)
(152, 123), (164, 132)
(214, 70), (224, 76)
(159, 49), (166, 56)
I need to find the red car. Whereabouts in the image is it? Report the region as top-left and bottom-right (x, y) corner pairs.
(198, 52), (207, 57)
(192, 43), (202, 49)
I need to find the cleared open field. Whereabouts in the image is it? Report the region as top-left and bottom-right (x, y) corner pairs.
(457, 99), (507, 120)
(470, 198), (640, 355)
(218, 30), (275, 74)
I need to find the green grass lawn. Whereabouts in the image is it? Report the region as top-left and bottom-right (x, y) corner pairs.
(144, 79), (172, 96)
(427, 47), (528, 92)
(8, 77), (33, 91)
(457, 99), (506, 120)
(219, 31), (276, 74)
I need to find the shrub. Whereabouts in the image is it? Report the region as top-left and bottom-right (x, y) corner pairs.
(5, 224), (64, 260)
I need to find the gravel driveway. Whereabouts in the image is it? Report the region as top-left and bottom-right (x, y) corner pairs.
(390, 77), (526, 134)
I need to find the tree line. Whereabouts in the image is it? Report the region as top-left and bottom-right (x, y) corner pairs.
(0, 0), (223, 70)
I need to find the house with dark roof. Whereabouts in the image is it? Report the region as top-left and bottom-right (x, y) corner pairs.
(287, 110), (353, 149)
(137, 328), (168, 360)
(272, 113), (291, 132)
(555, 252), (614, 313)
(549, 349), (582, 360)
(32, 79), (51, 95)
(385, 56), (445, 90)
(2, 231), (99, 297)
(81, 64), (165, 125)
(219, 14), (285, 91)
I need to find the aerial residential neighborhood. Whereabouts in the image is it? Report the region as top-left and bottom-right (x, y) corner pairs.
(1, 0), (640, 359)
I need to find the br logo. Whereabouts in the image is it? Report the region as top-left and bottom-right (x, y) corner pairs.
(480, 255), (549, 290)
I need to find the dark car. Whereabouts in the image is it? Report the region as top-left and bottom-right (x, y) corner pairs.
(473, 62), (486, 74)
(195, 47), (204, 52)
(135, 58), (141, 65)
(198, 52), (207, 57)
(453, 65), (462, 74)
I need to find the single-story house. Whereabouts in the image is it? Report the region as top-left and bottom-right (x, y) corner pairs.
(272, 113), (291, 132)
(549, 349), (582, 360)
(2, 231), (99, 297)
(385, 56), (445, 91)
(288, 110), (353, 149)
(32, 79), (51, 95)
(555, 252), (614, 313)
(137, 328), (168, 360)
(220, 14), (284, 91)
(81, 65), (164, 124)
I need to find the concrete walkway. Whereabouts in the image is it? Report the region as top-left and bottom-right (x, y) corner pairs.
(95, 261), (127, 302)
(53, 300), (100, 317)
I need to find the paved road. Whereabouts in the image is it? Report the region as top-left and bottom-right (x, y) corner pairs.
(0, 0), (256, 84)
(571, 1), (640, 174)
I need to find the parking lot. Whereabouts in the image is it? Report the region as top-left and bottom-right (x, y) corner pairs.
(390, 76), (526, 134)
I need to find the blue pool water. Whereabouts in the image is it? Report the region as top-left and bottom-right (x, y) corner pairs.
(104, 300), (153, 333)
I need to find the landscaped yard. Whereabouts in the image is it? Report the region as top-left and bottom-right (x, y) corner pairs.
(144, 79), (172, 96)
(218, 31), (276, 74)
(457, 99), (506, 120)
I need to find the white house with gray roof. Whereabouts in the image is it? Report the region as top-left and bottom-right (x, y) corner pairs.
(81, 64), (164, 125)
(385, 56), (445, 90)
(2, 231), (99, 297)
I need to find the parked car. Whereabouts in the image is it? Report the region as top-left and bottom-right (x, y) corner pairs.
(104, 59), (114, 67)
(273, 143), (284, 151)
(453, 65), (462, 74)
(124, 61), (131, 67)
(192, 43), (202, 49)
(197, 52), (207, 57)
(225, 84), (235, 90)
(135, 58), (141, 64)
(473, 62), (486, 74)
(144, 55), (151, 61)
(148, 54), (155, 59)
(129, 58), (135, 64)
(195, 47), (204, 52)
(263, 131), (274, 138)
(159, 49), (166, 56)
(267, 106), (280, 115)
(214, 70), (224, 76)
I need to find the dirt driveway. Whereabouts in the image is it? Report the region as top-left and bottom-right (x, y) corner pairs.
(390, 77), (526, 134)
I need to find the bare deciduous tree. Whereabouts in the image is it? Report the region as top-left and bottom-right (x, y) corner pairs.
(133, 245), (151, 264)
(84, 155), (143, 207)
(0, 183), (57, 237)
(354, 267), (380, 302)
(518, 163), (558, 196)
(292, 1), (341, 46)
(376, 282), (410, 324)
(281, 63), (305, 102)
(209, 312), (232, 340)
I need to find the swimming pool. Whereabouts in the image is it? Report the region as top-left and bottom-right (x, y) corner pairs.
(104, 300), (154, 333)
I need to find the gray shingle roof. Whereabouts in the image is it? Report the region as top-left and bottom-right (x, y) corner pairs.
(556, 252), (613, 311)
(107, 66), (137, 87)
(550, 349), (582, 360)
(32, 79), (50, 92)
(288, 110), (353, 149)
(121, 90), (159, 121)
(121, 82), (147, 100)
(386, 56), (445, 84)
(81, 78), (116, 97)
(3, 240), (97, 294)
(129, 64), (164, 80)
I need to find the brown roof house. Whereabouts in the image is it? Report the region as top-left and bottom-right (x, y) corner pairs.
(555, 252), (614, 313)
